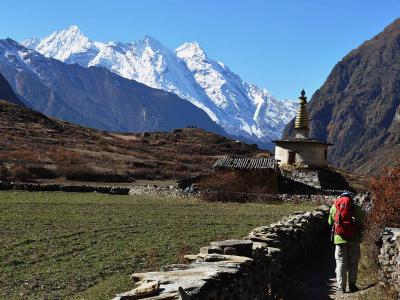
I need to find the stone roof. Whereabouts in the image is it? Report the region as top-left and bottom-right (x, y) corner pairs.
(213, 156), (278, 170)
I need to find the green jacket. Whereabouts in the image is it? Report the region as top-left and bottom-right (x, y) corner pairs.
(328, 201), (365, 244)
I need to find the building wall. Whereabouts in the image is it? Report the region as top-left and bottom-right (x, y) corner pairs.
(275, 143), (328, 168)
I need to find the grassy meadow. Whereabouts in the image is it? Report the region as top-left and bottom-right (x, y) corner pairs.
(0, 191), (316, 299)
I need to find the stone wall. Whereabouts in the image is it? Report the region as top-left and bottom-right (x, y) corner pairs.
(113, 205), (330, 300)
(280, 168), (352, 192)
(0, 182), (131, 194)
(0, 181), (355, 204)
(378, 227), (400, 296)
(286, 169), (321, 189)
(0, 182), (188, 198)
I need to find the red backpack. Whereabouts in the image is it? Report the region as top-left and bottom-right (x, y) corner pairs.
(334, 196), (357, 239)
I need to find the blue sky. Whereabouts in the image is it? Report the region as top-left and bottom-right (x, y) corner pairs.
(1, 0), (399, 100)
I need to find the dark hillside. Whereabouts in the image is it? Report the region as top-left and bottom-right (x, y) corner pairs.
(0, 100), (264, 182)
(284, 18), (400, 175)
(0, 72), (23, 105)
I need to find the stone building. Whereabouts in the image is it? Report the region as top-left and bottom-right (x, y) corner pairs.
(273, 90), (332, 168)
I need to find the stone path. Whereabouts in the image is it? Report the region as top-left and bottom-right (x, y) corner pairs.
(283, 239), (380, 300)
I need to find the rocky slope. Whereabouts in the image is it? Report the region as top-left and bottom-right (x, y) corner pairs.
(0, 100), (263, 182)
(23, 26), (298, 146)
(0, 38), (224, 135)
(284, 18), (400, 175)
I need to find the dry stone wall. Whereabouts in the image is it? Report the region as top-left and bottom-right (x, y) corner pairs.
(378, 227), (400, 296)
(0, 181), (131, 194)
(280, 168), (352, 192)
(0, 181), (341, 203)
(113, 205), (330, 300)
(0, 182), (188, 198)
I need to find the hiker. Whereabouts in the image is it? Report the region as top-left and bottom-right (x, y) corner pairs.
(328, 192), (365, 294)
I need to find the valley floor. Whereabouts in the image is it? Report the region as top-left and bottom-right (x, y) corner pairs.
(0, 191), (316, 299)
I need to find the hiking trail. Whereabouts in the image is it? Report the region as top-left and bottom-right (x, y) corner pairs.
(284, 239), (380, 300)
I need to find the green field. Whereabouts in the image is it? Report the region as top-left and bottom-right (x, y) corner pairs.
(0, 191), (316, 299)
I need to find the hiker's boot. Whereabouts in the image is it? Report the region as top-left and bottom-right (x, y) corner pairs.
(337, 287), (346, 295)
(349, 284), (359, 293)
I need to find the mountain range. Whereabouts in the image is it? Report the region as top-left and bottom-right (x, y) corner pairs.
(284, 18), (400, 175)
(22, 26), (298, 146)
(0, 38), (224, 134)
(3, 19), (399, 176)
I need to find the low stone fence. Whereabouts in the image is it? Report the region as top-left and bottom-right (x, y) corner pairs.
(0, 182), (188, 198)
(200, 190), (371, 206)
(277, 194), (335, 203)
(0, 181), (369, 206)
(378, 227), (400, 296)
(200, 190), (339, 204)
(113, 205), (330, 300)
(0, 181), (131, 194)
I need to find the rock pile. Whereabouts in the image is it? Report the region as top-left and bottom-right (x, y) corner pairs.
(113, 205), (330, 300)
(128, 185), (191, 198)
(378, 227), (400, 296)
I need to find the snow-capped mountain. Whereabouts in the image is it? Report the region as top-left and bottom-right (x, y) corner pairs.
(23, 25), (298, 145)
(0, 38), (225, 134)
(175, 42), (298, 142)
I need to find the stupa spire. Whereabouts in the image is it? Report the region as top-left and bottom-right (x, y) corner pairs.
(294, 89), (310, 138)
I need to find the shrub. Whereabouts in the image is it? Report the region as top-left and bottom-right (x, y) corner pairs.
(200, 190), (279, 203)
(28, 166), (58, 179)
(368, 159), (400, 232)
(57, 164), (96, 181)
(364, 158), (400, 260)
(52, 149), (81, 164)
(0, 165), (9, 180)
(0, 152), (13, 161)
(131, 168), (164, 180)
(175, 244), (193, 264)
(144, 248), (160, 271)
(11, 149), (39, 162)
(197, 170), (278, 194)
(57, 163), (134, 182)
(9, 164), (32, 182)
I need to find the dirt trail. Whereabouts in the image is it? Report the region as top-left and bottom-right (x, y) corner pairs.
(283, 239), (380, 300)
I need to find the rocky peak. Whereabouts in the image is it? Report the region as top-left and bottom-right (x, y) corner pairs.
(34, 25), (92, 61)
(175, 42), (207, 61)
